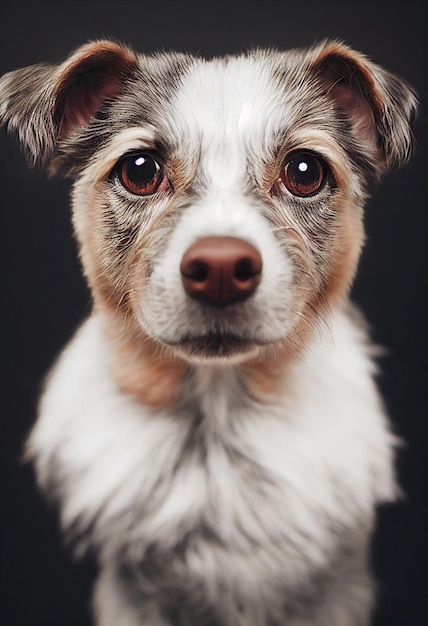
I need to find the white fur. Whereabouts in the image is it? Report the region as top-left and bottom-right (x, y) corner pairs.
(28, 308), (396, 601)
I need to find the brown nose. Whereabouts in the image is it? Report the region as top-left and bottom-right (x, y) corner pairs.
(180, 237), (262, 307)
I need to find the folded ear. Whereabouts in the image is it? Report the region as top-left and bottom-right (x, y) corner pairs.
(309, 40), (418, 172)
(0, 40), (139, 167)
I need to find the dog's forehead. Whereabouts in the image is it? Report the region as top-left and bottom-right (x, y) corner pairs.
(164, 55), (311, 162)
(170, 57), (285, 135)
(152, 54), (302, 185)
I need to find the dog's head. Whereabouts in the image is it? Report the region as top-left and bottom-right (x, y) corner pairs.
(0, 40), (416, 393)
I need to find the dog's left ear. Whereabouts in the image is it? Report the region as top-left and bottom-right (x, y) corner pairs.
(0, 40), (139, 167)
(310, 41), (418, 172)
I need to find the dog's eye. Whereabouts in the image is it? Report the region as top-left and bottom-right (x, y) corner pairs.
(280, 152), (327, 197)
(116, 153), (164, 196)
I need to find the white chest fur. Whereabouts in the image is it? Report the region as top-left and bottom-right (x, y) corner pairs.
(28, 308), (396, 595)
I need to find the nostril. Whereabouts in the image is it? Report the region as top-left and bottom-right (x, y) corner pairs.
(183, 260), (209, 283)
(234, 257), (258, 282)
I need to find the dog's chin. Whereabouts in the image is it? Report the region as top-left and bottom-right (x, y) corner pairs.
(164, 332), (265, 362)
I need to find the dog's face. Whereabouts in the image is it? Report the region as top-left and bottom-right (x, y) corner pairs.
(0, 41), (416, 369)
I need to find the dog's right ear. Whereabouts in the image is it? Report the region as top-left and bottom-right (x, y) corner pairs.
(308, 40), (418, 173)
(0, 41), (138, 167)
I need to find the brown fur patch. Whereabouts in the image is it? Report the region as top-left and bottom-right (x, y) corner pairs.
(101, 314), (189, 409)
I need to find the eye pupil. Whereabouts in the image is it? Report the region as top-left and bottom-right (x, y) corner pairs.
(281, 153), (326, 197)
(117, 153), (163, 196)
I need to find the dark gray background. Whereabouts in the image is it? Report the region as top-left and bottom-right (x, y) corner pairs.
(0, 1), (426, 625)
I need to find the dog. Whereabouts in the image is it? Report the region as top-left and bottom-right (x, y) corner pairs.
(0, 40), (417, 625)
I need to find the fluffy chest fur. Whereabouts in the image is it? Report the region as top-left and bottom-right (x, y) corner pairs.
(29, 310), (395, 606)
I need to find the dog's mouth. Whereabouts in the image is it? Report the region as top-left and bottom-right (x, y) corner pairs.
(166, 332), (265, 360)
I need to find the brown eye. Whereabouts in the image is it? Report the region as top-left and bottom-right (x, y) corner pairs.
(281, 152), (327, 197)
(117, 153), (164, 196)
